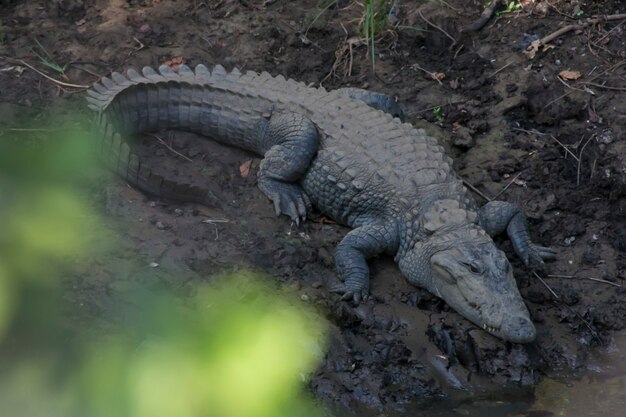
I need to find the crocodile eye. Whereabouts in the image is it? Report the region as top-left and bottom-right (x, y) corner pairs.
(462, 262), (482, 274)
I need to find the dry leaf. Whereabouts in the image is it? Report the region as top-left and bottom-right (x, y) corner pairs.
(239, 160), (253, 178)
(534, 1), (550, 16)
(523, 40), (555, 59)
(431, 72), (446, 81)
(559, 70), (582, 80)
(164, 56), (185, 71)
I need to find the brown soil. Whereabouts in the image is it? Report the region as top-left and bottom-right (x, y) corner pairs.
(1, 0), (625, 414)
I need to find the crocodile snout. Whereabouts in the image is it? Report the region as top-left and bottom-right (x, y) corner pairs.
(502, 315), (536, 343)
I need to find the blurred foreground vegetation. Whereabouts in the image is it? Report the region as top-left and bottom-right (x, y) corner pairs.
(0, 121), (327, 417)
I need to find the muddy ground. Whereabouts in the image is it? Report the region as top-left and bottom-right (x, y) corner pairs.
(1, 0), (625, 414)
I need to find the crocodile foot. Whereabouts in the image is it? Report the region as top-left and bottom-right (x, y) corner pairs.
(257, 178), (311, 225)
(329, 282), (369, 304)
(519, 243), (557, 268)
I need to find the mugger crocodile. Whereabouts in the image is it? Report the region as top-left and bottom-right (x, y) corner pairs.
(86, 64), (555, 343)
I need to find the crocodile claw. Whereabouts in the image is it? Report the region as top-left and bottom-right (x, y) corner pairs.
(330, 283), (369, 304)
(518, 243), (557, 268)
(258, 178), (310, 225)
(521, 244), (557, 268)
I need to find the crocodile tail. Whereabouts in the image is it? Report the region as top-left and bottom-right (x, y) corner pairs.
(86, 64), (229, 206)
(91, 110), (219, 206)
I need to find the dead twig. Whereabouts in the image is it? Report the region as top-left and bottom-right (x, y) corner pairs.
(579, 81), (626, 91)
(550, 134), (580, 162)
(437, 0), (460, 12)
(16, 59), (89, 89)
(148, 133), (194, 162)
(492, 172), (522, 200)
(534, 271), (602, 341)
(70, 63), (105, 79)
(461, 0), (503, 32)
(576, 134), (595, 186)
(555, 74), (594, 95)
(489, 62), (513, 78)
(462, 180), (492, 202)
(547, 274), (622, 288)
(417, 11), (457, 46)
(533, 271), (560, 299)
(512, 128), (579, 161)
(130, 37), (146, 56)
(411, 63), (444, 85)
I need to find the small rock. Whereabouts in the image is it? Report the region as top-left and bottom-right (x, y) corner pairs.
(156, 221), (166, 230)
(149, 262), (159, 268)
(174, 208), (184, 217)
(519, 33), (540, 49)
(452, 126), (475, 149)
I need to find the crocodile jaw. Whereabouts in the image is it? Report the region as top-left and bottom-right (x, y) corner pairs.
(431, 260), (536, 343)
(399, 236), (536, 343)
(429, 245), (536, 343)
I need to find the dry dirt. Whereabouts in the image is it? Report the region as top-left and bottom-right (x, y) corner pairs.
(0, 0), (625, 414)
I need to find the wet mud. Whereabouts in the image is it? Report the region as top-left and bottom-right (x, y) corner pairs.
(0, 0), (625, 414)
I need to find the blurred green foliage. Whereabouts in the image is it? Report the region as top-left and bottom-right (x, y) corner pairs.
(0, 125), (101, 336)
(0, 121), (327, 417)
(78, 276), (326, 417)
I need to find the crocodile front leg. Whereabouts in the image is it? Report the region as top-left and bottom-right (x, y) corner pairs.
(330, 222), (399, 303)
(335, 87), (405, 121)
(479, 201), (556, 266)
(257, 111), (319, 225)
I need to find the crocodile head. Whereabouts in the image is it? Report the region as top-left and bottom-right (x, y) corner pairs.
(398, 225), (536, 343)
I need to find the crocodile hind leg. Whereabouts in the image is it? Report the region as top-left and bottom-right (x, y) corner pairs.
(330, 222), (399, 303)
(479, 201), (556, 266)
(257, 111), (319, 225)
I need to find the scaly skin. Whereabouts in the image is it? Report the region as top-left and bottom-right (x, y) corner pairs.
(87, 64), (555, 343)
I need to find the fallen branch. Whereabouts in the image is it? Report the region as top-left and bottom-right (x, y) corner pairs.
(532, 13), (626, 47)
(461, 0), (503, 32)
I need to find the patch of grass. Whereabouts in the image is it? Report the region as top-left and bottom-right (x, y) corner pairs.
(496, 1), (522, 16)
(361, 0), (395, 69)
(433, 106), (444, 123)
(306, 0), (425, 72)
(30, 39), (68, 76)
(305, 0), (338, 36)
